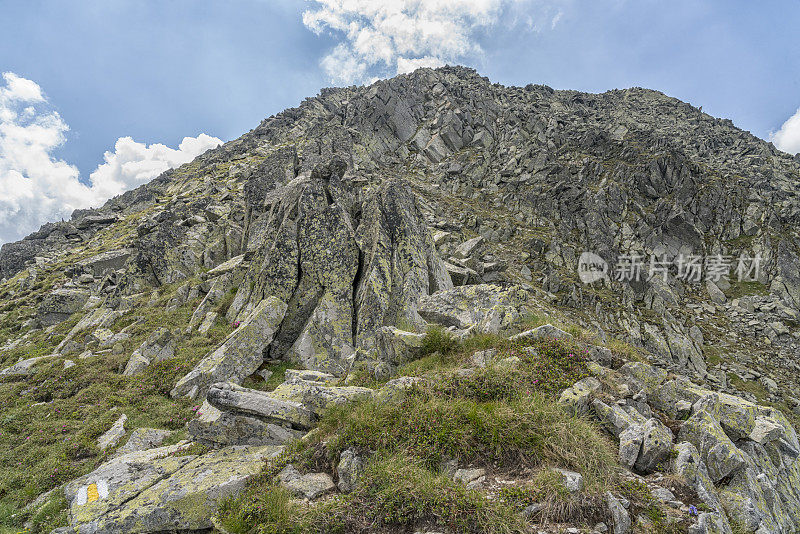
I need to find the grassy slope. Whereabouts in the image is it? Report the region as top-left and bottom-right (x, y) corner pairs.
(0, 283), (234, 532)
(218, 330), (625, 534)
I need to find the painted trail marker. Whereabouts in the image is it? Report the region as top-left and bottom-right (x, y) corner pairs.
(76, 480), (109, 505)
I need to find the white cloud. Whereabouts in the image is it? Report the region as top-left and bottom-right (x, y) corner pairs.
(88, 134), (222, 201)
(303, 0), (562, 84)
(0, 72), (221, 244)
(396, 55), (444, 75)
(771, 107), (800, 155)
(551, 10), (563, 29)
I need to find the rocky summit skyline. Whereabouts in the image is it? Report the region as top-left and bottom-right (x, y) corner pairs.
(1, 66), (800, 533)
(2, 0), (799, 247)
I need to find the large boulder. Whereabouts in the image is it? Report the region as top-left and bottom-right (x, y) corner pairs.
(123, 328), (176, 376)
(679, 410), (748, 483)
(592, 398), (646, 438)
(65, 445), (281, 533)
(171, 296), (287, 400)
(375, 326), (426, 365)
(692, 392), (798, 449)
(188, 400), (304, 447)
(0, 355), (57, 377)
(205, 382), (316, 429)
(559, 376), (601, 413)
(76, 249), (133, 277)
(269, 379), (374, 416)
(618, 417), (673, 474)
(37, 288), (90, 326)
(64, 443), (196, 529)
(417, 284), (527, 331)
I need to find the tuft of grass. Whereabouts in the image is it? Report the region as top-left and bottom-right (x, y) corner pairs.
(498, 468), (567, 510)
(432, 338), (591, 400)
(171, 442), (209, 457)
(217, 479), (309, 534)
(343, 453), (527, 533)
(27, 492), (68, 533)
(0, 501), (22, 533)
(398, 350), (459, 377)
(420, 325), (459, 357)
(314, 394), (615, 494)
(604, 338), (645, 363)
(214, 288), (238, 318)
(704, 346), (726, 366)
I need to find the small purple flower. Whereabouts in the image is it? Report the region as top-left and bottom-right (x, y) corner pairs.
(688, 505), (698, 516)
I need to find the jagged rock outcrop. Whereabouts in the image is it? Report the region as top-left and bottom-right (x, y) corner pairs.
(171, 296), (287, 400)
(224, 159), (452, 375)
(583, 359), (800, 533)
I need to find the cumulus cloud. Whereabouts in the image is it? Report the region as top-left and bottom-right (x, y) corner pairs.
(0, 72), (221, 244)
(303, 0), (560, 85)
(88, 134), (222, 201)
(770, 107), (800, 155)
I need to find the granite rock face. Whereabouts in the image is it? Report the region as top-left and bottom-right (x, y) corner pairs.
(38, 289), (90, 326)
(575, 358), (800, 533)
(226, 160), (452, 376)
(171, 296), (288, 400)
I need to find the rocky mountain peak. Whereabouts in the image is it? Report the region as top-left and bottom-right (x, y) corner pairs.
(2, 66), (800, 533)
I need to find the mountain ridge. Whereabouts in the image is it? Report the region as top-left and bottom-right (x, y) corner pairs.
(1, 66), (800, 534)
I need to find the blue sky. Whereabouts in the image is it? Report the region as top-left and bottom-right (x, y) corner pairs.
(0, 0), (798, 244)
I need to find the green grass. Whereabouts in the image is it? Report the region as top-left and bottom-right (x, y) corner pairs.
(25, 492), (69, 533)
(498, 467), (609, 525)
(728, 375), (768, 401)
(704, 346), (726, 366)
(603, 338), (645, 363)
(517, 313), (549, 331)
(218, 335), (619, 533)
(0, 295), (233, 531)
(219, 453), (529, 534)
(420, 325), (459, 356)
(726, 281), (769, 300)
